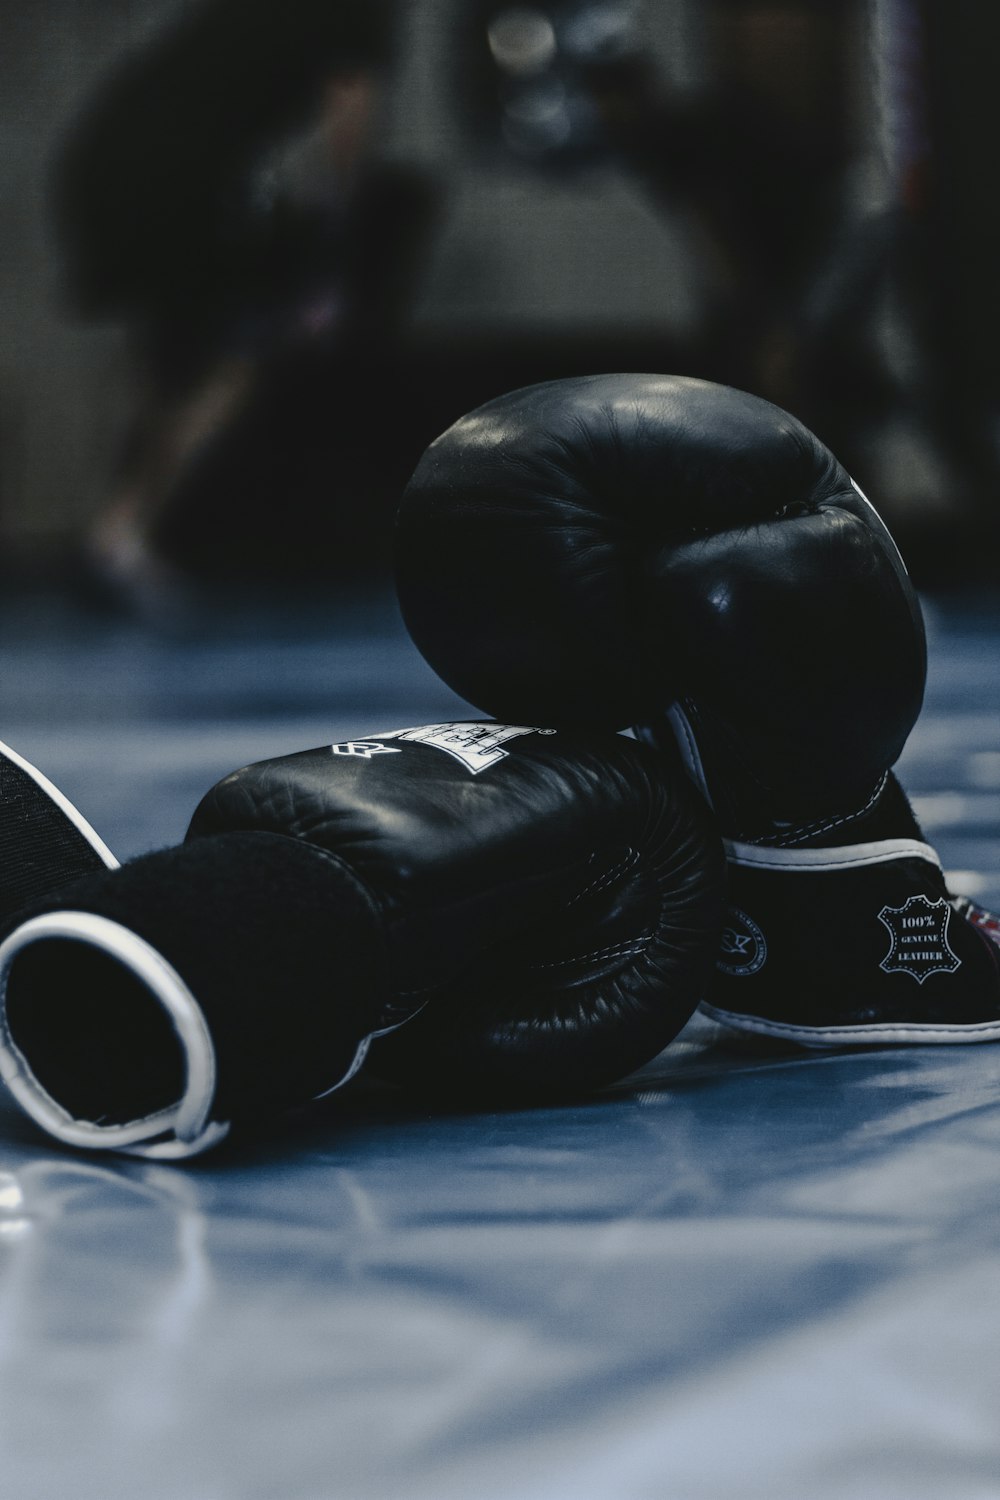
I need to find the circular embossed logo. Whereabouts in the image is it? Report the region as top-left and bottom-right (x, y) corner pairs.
(717, 907), (767, 977)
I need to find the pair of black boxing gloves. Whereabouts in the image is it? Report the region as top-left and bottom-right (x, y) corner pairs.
(2, 375), (998, 1159)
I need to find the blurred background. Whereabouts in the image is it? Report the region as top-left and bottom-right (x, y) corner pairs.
(1, 0), (999, 612)
(1, 15), (999, 1497)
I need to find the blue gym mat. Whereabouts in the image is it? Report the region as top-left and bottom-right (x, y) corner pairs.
(0, 588), (996, 1500)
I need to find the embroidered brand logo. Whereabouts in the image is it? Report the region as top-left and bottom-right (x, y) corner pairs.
(877, 894), (961, 982)
(717, 907), (767, 977)
(330, 741), (402, 759)
(377, 723), (555, 774)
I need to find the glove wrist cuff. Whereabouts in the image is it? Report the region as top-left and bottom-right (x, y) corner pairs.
(704, 842), (1000, 1045)
(0, 910), (229, 1158)
(724, 836), (942, 874)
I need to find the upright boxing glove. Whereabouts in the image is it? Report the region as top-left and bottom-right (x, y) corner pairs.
(394, 374), (1000, 1045)
(0, 722), (724, 1156)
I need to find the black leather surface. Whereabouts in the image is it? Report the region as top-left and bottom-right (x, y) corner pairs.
(7, 831), (387, 1120)
(188, 724), (725, 1092)
(395, 374), (927, 829)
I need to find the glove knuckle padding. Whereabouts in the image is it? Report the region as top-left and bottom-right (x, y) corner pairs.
(395, 373), (926, 821)
(376, 755), (724, 1094)
(188, 727), (725, 1094)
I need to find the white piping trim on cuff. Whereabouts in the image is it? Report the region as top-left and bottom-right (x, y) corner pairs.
(725, 837), (942, 873)
(0, 738), (119, 870)
(700, 1001), (1000, 1047)
(0, 911), (228, 1158)
(309, 1005), (426, 1103)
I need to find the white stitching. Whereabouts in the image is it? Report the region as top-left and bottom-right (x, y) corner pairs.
(531, 938), (651, 970)
(770, 773), (889, 846)
(567, 848), (639, 905)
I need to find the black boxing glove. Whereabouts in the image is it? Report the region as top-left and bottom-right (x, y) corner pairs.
(394, 375), (1000, 1045)
(0, 831), (387, 1158)
(0, 722), (724, 1156)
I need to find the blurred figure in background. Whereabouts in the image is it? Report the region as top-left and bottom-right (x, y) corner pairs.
(463, 1), (873, 417)
(51, 0), (438, 608)
(464, 0), (999, 573)
(48, 0), (999, 602)
(883, 0), (1000, 564)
